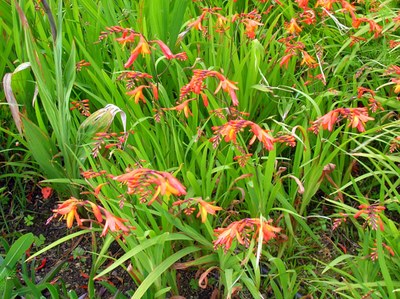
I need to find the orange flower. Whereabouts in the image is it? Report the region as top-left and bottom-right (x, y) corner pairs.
(48, 197), (85, 228)
(126, 85), (149, 104)
(114, 168), (186, 205)
(357, 87), (375, 99)
(249, 123), (275, 151)
(149, 172), (187, 205)
(115, 32), (138, 46)
(296, 0), (309, 9)
(301, 51), (317, 68)
(162, 98), (195, 118)
(100, 208), (131, 237)
(150, 83), (159, 100)
(315, 0), (337, 10)
(352, 17), (382, 38)
(250, 218), (282, 244)
(300, 10), (316, 25)
(212, 120), (250, 144)
(215, 13), (229, 33)
(213, 221), (245, 251)
(124, 35), (151, 68)
(280, 53), (295, 68)
(342, 108), (374, 132)
(195, 198), (222, 223)
(213, 218), (281, 252)
(285, 18), (302, 35)
(340, 0), (356, 18)
(187, 11), (207, 33)
(214, 76), (239, 106)
(310, 109), (340, 133)
(241, 18), (264, 39)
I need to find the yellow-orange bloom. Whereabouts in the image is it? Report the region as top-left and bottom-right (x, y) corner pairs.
(343, 108), (374, 132)
(195, 198), (222, 223)
(149, 172), (187, 205)
(124, 35), (151, 68)
(242, 18), (264, 39)
(301, 51), (317, 68)
(126, 85), (149, 104)
(285, 18), (302, 35)
(113, 168), (186, 205)
(162, 98), (195, 118)
(48, 197), (85, 228)
(392, 78), (400, 93)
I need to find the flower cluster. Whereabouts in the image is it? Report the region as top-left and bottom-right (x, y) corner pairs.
(232, 9), (264, 39)
(278, 37), (317, 69)
(357, 87), (383, 113)
(179, 69), (239, 109)
(91, 131), (131, 158)
(113, 168), (187, 205)
(173, 197), (222, 223)
(354, 204), (386, 231)
(70, 99), (91, 117)
(210, 119), (296, 150)
(101, 28), (188, 68)
(101, 27), (188, 105)
(179, 7), (263, 40)
(46, 197), (133, 237)
(309, 107), (374, 134)
(213, 218), (281, 252)
(370, 240), (395, 261)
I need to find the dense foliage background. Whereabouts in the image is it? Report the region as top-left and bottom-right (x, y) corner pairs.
(1, 0), (399, 298)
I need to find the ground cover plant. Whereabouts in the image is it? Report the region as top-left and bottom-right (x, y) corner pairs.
(1, 0), (400, 298)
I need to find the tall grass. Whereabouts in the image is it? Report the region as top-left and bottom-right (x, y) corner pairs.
(2, 0), (399, 297)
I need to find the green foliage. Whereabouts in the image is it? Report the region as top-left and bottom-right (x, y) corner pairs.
(1, 0), (399, 298)
(0, 233), (60, 299)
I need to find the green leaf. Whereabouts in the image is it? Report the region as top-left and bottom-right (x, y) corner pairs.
(0, 233), (34, 281)
(131, 246), (199, 298)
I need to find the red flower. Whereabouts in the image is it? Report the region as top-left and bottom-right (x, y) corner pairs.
(241, 18), (264, 39)
(152, 40), (188, 61)
(41, 187), (53, 200)
(249, 123), (275, 151)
